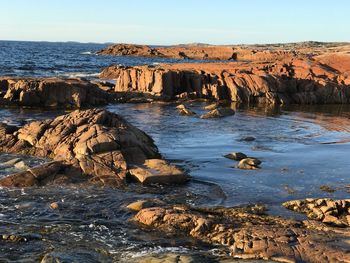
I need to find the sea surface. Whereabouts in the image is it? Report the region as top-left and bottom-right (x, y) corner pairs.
(0, 40), (205, 78)
(0, 41), (350, 262)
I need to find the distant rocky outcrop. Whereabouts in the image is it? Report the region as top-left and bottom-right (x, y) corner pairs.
(98, 42), (350, 62)
(97, 43), (237, 60)
(0, 77), (110, 108)
(100, 57), (350, 104)
(0, 109), (189, 187)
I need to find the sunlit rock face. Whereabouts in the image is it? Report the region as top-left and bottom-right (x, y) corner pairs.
(0, 109), (168, 187)
(100, 56), (350, 105)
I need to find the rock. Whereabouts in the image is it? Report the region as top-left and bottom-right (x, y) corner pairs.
(224, 152), (247, 161)
(0, 161), (64, 187)
(241, 136), (256, 142)
(203, 103), (218, 110)
(176, 104), (196, 116)
(14, 161), (29, 170)
(175, 92), (198, 100)
(0, 123), (19, 136)
(283, 198), (350, 227)
(126, 199), (165, 212)
(99, 52), (350, 105)
(200, 108), (235, 119)
(0, 77), (110, 108)
(132, 205), (350, 262)
(320, 185), (336, 193)
(1, 234), (27, 242)
(132, 253), (236, 263)
(97, 43), (237, 60)
(237, 158), (261, 169)
(129, 159), (189, 185)
(49, 202), (59, 210)
(0, 158), (22, 169)
(0, 109), (161, 187)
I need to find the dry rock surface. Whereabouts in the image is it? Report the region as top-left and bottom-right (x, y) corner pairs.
(129, 159), (189, 184)
(100, 55), (350, 105)
(0, 77), (110, 108)
(0, 109), (187, 187)
(133, 205), (350, 262)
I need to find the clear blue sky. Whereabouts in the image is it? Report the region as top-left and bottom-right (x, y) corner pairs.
(1, 0), (349, 44)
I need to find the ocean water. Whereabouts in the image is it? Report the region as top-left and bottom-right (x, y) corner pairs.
(0, 41), (350, 262)
(0, 40), (198, 78)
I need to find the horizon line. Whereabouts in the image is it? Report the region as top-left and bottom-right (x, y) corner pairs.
(0, 39), (349, 46)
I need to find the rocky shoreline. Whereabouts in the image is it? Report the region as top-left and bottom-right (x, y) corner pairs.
(1, 42), (350, 262)
(100, 57), (350, 105)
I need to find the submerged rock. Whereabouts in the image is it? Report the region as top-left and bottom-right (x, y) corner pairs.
(1, 234), (27, 242)
(200, 107), (235, 119)
(132, 205), (350, 262)
(126, 199), (165, 212)
(176, 104), (196, 116)
(240, 136), (256, 142)
(0, 109), (165, 187)
(283, 198), (350, 227)
(203, 103), (218, 110)
(320, 185), (336, 193)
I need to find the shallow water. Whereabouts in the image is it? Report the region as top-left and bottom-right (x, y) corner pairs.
(0, 103), (350, 261)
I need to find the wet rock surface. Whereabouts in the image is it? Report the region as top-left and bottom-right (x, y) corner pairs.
(133, 205), (350, 262)
(237, 158), (262, 170)
(200, 107), (235, 119)
(0, 108), (165, 187)
(176, 104), (196, 116)
(283, 198), (350, 227)
(224, 152), (247, 161)
(0, 77), (110, 108)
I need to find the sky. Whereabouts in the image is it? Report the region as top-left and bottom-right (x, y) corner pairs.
(0, 0), (349, 45)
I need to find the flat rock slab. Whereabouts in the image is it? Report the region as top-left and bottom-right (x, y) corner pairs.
(129, 159), (189, 184)
(132, 205), (350, 262)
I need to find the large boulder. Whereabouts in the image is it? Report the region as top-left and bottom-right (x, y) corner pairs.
(0, 77), (110, 108)
(0, 109), (175, 187)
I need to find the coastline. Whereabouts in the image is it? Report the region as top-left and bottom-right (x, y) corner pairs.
(0, 41), (350, 262)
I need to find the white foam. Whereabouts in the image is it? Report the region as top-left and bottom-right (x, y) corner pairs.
(64, 72), (100, 79)
(81, 51), (93, 55)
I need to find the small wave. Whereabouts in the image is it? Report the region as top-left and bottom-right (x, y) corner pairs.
(81, 51), (93, 55)
(63, 72), (100, 79)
